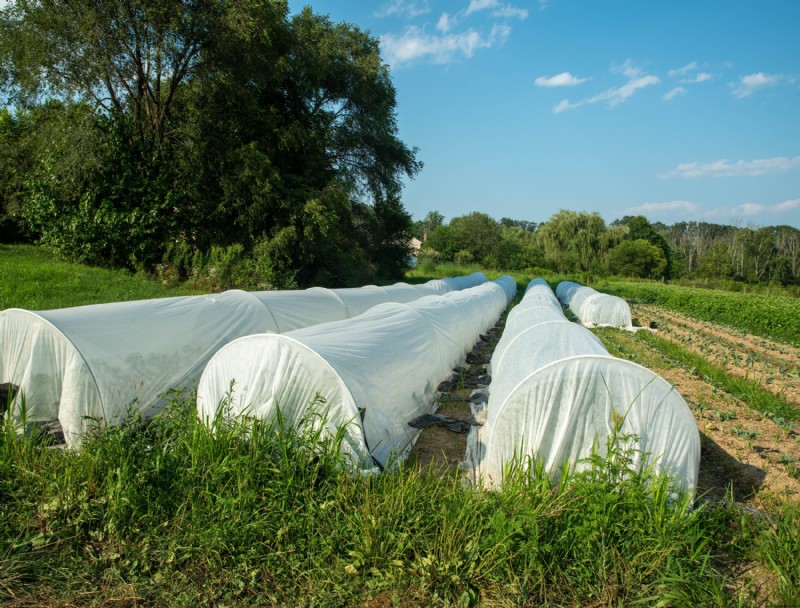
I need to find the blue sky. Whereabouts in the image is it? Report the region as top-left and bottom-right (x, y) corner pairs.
(288, 0), (800, 229)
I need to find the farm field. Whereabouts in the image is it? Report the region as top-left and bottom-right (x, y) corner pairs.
(1, 247), (799, 606)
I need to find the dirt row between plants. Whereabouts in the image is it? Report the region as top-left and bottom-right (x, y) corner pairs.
(408, 318), (503, 476)
(632, 303), (800, 408)
(410, 305), (800, 511)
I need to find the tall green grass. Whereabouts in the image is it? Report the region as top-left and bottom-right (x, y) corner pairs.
(0, 394), (773, 606)
(0, 244), (201, 310)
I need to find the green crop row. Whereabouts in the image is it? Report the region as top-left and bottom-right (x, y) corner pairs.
(599, 280), (800, 346)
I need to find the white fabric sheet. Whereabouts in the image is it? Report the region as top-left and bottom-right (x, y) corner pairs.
(197, 279), (513, 469)
(471, 278), (700, 495)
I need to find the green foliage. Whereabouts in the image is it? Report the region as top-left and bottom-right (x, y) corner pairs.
(0, 394), (756, 606)
(600, 280), (800, 346)
(424, 212), (502, 265)
(760, 504), (800, 606)
(0, 0), (420, 286)
(607, 238), (668, 279)
(0, 244), (200, 310)
(614, 215), (673, 278)
(538, 209), (612, 274)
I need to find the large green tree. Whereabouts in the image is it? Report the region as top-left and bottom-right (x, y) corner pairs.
(613, 215), (673, 279)
(0, 0), (420, 284)
(424, 212), (501, 265)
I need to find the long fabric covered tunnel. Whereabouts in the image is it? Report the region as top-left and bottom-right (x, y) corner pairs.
(0, 275), (486, 445)
(469, 278), (700, 496)
(197, 278), (515, 469)
(555, 281), (633, 329)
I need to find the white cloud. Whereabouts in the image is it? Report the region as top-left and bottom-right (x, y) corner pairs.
(375, 0), (431, 18)
(626, 198), (800, 221)
(614, 59), (643, 79)
(553, 99), (575, 113)
(492, 5), (529, 19)
(706, 199), (800, 218)
(662, 155), (800, 179)
(555, 69), (660, 113)
(535, 72), (590, 87)
(684, 72), (712, 84)
(625, 201), (700, 216)
(777, 198), (800, 212)
(466, 0), (499, 15)
(381, 24), (509, 67)
(668, 62), (698, 78)
(664, 86), (686, 101)
(436, 12), (452, 32)
(730, 72), (782, 98)
(490, 22), (511, 45)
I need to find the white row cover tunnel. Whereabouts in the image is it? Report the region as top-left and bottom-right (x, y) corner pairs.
(0, 273), (488, 445)
(197, 278), (517, 469)
(555, 281), (633, 329)
(469, 279), (700, 496)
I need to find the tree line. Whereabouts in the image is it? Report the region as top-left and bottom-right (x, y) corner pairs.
(0, 1), (420, 289)
(413, 210), (800, 286)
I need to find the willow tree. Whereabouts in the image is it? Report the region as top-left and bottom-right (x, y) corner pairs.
(538, 210), (608, 273)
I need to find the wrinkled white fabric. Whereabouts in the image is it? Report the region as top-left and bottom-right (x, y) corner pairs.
(198, 279), (514, 469)
(556, 281), (632, 328)
(471, 279), (700, 496)
(1, 276), (483, 445)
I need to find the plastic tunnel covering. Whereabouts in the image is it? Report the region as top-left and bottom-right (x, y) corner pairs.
(0, 276), (476, 445)
(493, 276), (518, 304)
(197, 279), (514, 469)
(470, 279), (700, 496)
(1, 291), (272, 443)
(441, 271), (488, 292)
(556, 281), (633, 328)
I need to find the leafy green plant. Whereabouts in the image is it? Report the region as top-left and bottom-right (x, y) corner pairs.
(600, 281), (800, 346)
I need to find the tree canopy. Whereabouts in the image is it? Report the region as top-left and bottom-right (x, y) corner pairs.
(0, 0), (420, 287)
(415, 209), (800, 287)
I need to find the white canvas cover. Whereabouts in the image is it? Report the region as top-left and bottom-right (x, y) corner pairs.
(2, 291), (272, 443)
(2, 275), (481, 445)
(471, 279), (700, 495)
(526, 278), (550, 291)
(197, 279), (513, 469)
(417, 279), (451, 296)
(493, 276), (518, 304)
(555, 281), (633, 329)
(250, 287), (349, 333)
(442, 271), (488, 292)
(577, 293), (633, 328)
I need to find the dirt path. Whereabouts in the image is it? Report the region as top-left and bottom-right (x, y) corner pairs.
(409, 322), (503, 476)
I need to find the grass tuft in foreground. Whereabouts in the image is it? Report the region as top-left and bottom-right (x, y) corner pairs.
(2, 394), (791, 606)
